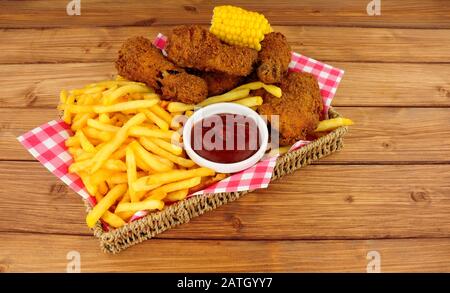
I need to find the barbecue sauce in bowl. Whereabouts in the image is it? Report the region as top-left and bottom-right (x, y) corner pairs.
(190, 113), (260, 164)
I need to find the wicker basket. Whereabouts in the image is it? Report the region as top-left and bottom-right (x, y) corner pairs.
(87, 108), (348, 253)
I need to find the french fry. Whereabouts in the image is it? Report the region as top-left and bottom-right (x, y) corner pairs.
(267, 146), (291, 157)
(197, 89), (250, 107)
(104, 84), (153, 104)
(83, 127), (113, 142)
(76, 130), (95, 153)
(58, 104), (94, 114)
(231, 81), (263, 91)
(69, 159), (93, 173)
(231, 81), (282, 98)
(167, 102), (196, 113)
(188, 173), (228, 194)
(314, 117), (354, 132)
(70, 86), (105, 96)
(98, 113), (110, 124)
(129, 141), (172, 172)
(140, 109), (169, 131)
(68, 147), (83, 160)
(78, 171), (97, 195)
(90, 169), (113, 186)
(98, 181), (109, 196)
(110, 144), (128, 160)
(86, 184), (127, 228)
(233, 96), (263, 107)
(132, 176), (161, 192)
(154, 155), (175, 169)
(103, 159), (127, 172)
(65, 136), (80, 148)
(262, 84), (282, 98)
(146, 167), (215, 186)
(126, 146), (138, 202)
(150, 104), (173, 124)
(150, 137), (183, 156)
(185, 110), (194, 117)
(90, 113), (146, 173)
(140, 137), (195, 168)
(109, 172), (144, 184)
(71, 113), (95, 131)
(135, 154), (154, 172)
(128, 126), (180, 141)
(165, 189), (189, 202)
(61, 90), (73, 124)
(95, 191), (103, 203)
(76, 151), (94, 161)
(101, 210), (126, 228)
(59, 89), (67, 103)
(93, 99), (159, 113)
(114, 191), (135, 221)
(87, 119), (120, 132)
(147, 177), (201, 200)
(115, 200), (164, 214)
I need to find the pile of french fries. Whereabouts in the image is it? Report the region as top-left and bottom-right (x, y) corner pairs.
(165, 81), (282, 115)
(58, 75), (349, 230)
(58, 77), (227, 229)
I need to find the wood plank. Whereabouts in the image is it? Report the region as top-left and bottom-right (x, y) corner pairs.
(1, 161), (450, 239)
(2, 107), (450, 162)
(1, 26), (450, 64)
(1, 0), (449, 29)
(1, 233), (449, 272)
(2, 62), (450, 108)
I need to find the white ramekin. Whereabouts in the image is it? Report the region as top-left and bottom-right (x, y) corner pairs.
(183, 103), (268, 173)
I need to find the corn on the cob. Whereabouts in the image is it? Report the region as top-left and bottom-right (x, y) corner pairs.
(210, 5), (272, 51)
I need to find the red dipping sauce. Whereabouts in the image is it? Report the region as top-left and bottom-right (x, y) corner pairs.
(190, 113), (261, 164)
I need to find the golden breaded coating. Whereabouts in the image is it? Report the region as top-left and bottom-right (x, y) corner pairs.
(160, 72), (208, 104)
(115, 36), (208, 104)
(257, 32), (291, 84)
(166, 25), (258, 77)
(257, 72), (323, 146)
(200, 72), (243, 96)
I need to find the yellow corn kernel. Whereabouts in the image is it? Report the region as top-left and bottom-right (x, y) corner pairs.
(210, 5), (272, 51)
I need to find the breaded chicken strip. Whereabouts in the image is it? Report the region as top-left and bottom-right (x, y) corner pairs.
(166, 25), (258, 77)
(200, 72), (243, 96)
(257, 72), (323, 145)
(257, 32), (291, 84)
(115, 36), (208, 104)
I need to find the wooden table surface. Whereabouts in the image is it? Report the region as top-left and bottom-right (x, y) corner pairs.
(1, 0), (450, 272)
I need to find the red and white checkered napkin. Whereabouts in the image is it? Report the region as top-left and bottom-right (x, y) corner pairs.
(17, 33), (344, 227)
(17, 121), (96, 206)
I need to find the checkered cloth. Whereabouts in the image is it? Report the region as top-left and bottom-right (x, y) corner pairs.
(18, 33), (344, 226)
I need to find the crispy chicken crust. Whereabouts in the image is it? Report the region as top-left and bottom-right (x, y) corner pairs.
(115, 36), (208, 104)
(257, 72), (323, 146)
(200, 71), (243, 96)
(166, 25), (258, 77)
(257, 32), (292, 84)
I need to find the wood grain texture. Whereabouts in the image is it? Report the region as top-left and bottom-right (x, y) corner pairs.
(2, 62), (450, 108)
(1, 0), (449, 29)
(1, 0), (449, 272)
(1, 233), (449, 272)
(1, 26), (450, 64)
(1, 161), (450, 239)
(2, 107), (450, 162)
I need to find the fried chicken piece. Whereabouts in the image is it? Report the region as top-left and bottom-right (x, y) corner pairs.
(166, 25), (258, 77)
(115, 36), (208, 104)
(257, 71), (323, 146)
(257, 32), (292, 84)
(200, 72), (243, 96)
